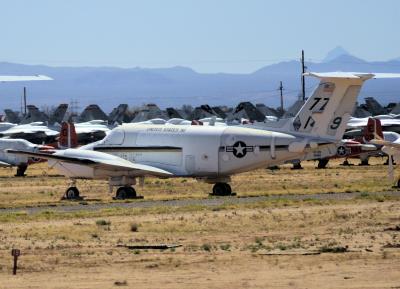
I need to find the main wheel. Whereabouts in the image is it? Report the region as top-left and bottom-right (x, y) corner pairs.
(212, 183), (231, 196)
(317, 159), (329, 169)
(116, 186), (137, 199)
(116, 187), (128, 199)
(292, 162), (303, 170)
(359, 158), (369, 166)
(223, 183), (232, 195)
(126, 187), (137, 198)
(65, 187), (80, 200)
(15, 164), (27, 177)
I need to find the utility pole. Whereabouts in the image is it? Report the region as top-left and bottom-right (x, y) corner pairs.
(23, 87), (27, 116)
(279, 81), (284, 115)
(301, 50), (306, 101)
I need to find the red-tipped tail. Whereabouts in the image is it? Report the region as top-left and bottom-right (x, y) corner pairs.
(58, 122), (78, 148)
(364, 118), (383, 142)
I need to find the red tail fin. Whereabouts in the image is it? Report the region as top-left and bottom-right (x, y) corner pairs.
(58, 122), (78, 148)
(364, 118), (383, 141)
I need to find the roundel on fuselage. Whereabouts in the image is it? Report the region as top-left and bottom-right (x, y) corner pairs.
(225, 141), (254, 158)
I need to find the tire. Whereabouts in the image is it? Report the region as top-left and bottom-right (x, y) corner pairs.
(212, 183), (225, 196)
(116, 187), (128, 200)
(15, 164), (28, 177)
(397, 179), (400, 189)
(127, 187), (137, 198)
(212, 183), (231, 196)
(65, 187), (79, 199)
(223, 183), (232, 195)
(317, 159), (329, 169)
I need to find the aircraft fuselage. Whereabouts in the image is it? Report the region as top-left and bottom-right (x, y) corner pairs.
(70, 124), (305, 180)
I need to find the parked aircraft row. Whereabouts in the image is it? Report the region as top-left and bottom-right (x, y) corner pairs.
(7, 72), (400, 200)
(1, 72), (400, 200)
(4, 97), (399, 127)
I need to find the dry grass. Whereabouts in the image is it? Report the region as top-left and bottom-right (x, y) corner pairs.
(0, 157), (396, 209)
(0, 158), (399, 288)
(1, 199), (400, 288)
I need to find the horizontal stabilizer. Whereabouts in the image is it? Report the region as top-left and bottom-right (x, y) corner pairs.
(370, 139), (400, 149)
(305, 72), (400, 80)
(0, 75), (53, 82)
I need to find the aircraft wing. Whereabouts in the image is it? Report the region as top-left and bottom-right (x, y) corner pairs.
(0, 75), (53, 82)
(7, 149), (173, 177)
(0, 160), (12, 167)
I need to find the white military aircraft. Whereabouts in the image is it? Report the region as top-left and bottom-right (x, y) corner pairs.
(0, 122), (59, 140)
(0, 74), (53, 175)
(9, 72), (400, 199)
(370, 119), (400, 188)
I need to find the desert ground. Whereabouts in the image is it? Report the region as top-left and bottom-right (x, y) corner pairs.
(0, 158), (399, 289)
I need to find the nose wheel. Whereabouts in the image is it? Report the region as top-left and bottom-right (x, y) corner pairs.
(211, 183), (234, 196)
(64, 186), (80, 200)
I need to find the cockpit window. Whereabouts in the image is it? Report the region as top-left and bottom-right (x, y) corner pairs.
(103, 129), (125, 145)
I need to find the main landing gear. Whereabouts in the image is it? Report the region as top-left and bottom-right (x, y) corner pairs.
(211, 182), (234, 196)
(115, 186), (137, 200)
(15, 164), (27, 177)
(110, 176), (143, 200)
(317, 159), (329, 169)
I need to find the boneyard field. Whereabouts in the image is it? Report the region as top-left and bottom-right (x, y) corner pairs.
(0, 158), (400, 289)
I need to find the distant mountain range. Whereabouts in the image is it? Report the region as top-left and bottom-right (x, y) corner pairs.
(0, 47), (399, 112)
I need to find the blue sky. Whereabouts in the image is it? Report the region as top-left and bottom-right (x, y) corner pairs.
(1, 0), (399, 73)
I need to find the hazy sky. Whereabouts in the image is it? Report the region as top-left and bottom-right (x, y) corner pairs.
(1, 0), (399, 73)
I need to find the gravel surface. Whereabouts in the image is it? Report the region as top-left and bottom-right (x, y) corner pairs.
(1, 190), (399, 215)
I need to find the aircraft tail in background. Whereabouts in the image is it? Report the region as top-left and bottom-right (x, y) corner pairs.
(58, 122), (78, 149)
(364, 118), (383, 142)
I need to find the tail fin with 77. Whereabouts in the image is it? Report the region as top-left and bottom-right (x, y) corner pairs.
(291, 72), (400, 141)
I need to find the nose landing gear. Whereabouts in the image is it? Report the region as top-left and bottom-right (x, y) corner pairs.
(64, 186), (80, 200)
(63, 179), (82, 200)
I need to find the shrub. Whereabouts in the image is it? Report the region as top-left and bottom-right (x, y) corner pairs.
(96, 219), (111, 226)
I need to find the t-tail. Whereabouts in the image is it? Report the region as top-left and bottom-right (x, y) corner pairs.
(291, 72), (400, 141)
(58, 122), (78, 149)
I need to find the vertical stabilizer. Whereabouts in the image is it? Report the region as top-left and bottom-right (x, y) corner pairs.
(364, 118), (383, 141)
(58, 122), (78, 148)
(292, 73), (376, 140)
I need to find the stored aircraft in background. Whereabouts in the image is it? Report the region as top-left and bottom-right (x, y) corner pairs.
(347, 115), (400, 134)
(370, 119), (400, 187)
(0, 121), (78, 176)
(10, 72), (400, 199)
(0, 74), (53, 175)
(315, 118), (383, 168)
